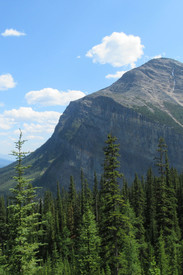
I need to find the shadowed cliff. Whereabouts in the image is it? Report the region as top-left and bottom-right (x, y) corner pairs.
(1, 58), (183, 193)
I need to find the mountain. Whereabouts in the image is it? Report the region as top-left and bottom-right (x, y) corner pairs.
(1, 57), (183, 193)
(0, 158), (12, 168)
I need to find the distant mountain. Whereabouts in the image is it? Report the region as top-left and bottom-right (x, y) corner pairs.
(0, 158), (12, 168)
(1, 58), (183, 193)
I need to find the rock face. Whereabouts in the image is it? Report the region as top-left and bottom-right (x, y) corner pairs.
(1, 58), (183, 193)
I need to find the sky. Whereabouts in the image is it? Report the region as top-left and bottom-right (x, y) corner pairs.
(0, 0), (183, 159)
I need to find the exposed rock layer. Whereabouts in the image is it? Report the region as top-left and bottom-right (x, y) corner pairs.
(1, 58), (183, 192)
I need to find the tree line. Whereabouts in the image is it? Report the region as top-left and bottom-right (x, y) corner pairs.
(0, 132), (183, 274)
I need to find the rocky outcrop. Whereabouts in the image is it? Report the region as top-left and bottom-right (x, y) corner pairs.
(1, 58), (183, 193)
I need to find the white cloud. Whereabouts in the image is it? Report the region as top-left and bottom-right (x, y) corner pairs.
(0, 107), (61, 133)
(153, 55), (162, 59)
(0, 132), (9, 136)
(23, 122), (56, 134)
(0, 74), (16, 91)
(1, 28), (26, 37)
(0, 102), (4, 107)
(4, 107), (61, 124)
(0, 107), (62, 154)
(26, 135), (44, 140)
(25, 88), (86, 106)
(105, 70), (127, 79)
(86, 32), (144, 68)
(0, 117), (14, 130)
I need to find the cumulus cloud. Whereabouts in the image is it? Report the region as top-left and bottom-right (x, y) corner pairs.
(25, 88), (86, 106)
(1, 28), (26, 37)
(23, 122), (56, 134)
(26, 135), (44, 140)
(0, 74), (16, 91)
(0, 107), (61, 134)
(0, 117), (14, 130)
(86, 32), (144, 68)
(4, 107), (61, 124)
(105, 70), (127, 79)
(0, 107), (61, 154)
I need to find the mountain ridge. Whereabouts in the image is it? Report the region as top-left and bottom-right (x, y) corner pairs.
(0, 158), (12, 168)
(1, 57), (183, 193)
(91, 58), (183, 128)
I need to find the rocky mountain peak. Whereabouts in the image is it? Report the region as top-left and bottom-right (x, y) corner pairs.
(1, 58), (183, 193)
(95, 57), (183, 104)
(88, 58), (183, 129)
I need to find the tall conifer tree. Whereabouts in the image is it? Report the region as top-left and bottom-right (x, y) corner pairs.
(5, 130), (42, 274)
(100, 134), (124, 275)
(77, 204), (101, 274)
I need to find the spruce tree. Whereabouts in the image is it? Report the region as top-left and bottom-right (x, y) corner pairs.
(119, 200), (141, 275)
(5, 130), (42, 274)
(77, 204), (101, 275)
(0, 196), (6, 253)
(67, 176), (76, 238)
(155, 138), (181, 273)
(131, 174), (147, 272)
(93, 172), (99, 222)
(145, 168), (157, 245)
(42, 190), (57, 261)
(157, 231), (168, 275)
(55, 182), (64, 255)
(100, 134), (124, 275)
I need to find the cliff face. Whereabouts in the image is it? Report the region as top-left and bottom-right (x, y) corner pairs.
(1, 58), (183, 192)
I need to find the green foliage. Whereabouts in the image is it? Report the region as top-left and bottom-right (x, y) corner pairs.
(3, 130), (42, 274)
(119, 200), (141, 275)
(145, 168), (157, 245)
(0, 196), (6, 253)
(157, 231), (169, 275)
(77, 204), (101, 274)
(100, 134), (125, 274)
(164, 102), (183, 125)
(134, 103), (183, 133)
(1, 132), (183, 274)
(148, 258), (160, 275)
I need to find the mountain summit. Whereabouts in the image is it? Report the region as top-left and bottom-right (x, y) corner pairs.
(1, 58), (183, 193)
(95, 58), (183, 127)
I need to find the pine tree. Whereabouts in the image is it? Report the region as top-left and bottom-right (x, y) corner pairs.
(119, 200), (141, 275)
(155, 138), (180, 238)
(145, 168), (157, 245)
(77, 204), (101, 275)
(67, 176), (76, 238)
(81, 169), (85, 216)
(155, 137), (167, 178)
(177, 173), (183, 237)
(121, 177), (129, 203)
(55, 182), (64, 255)
(131, 174), (147, 272)
(93, 172), (99, 222)
(155, 138), (172, 237)
(5, 130), (42, 274)
(165, 155), (180, 238)
(155, 138), (181, 273)
(157, 231), (168, 275)
(0, 196), (6, 253)
(100, 134), (124, 275)
(42, 190), (57, 260)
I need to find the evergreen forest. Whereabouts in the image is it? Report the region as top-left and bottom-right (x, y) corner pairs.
(1, 132), (183, 274)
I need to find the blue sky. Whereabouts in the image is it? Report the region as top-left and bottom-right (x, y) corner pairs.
(0, 0), (183, 158)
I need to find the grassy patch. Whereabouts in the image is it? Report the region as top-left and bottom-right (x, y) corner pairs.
(133, 103), (183, 134)
(164, 102), (183, 124)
